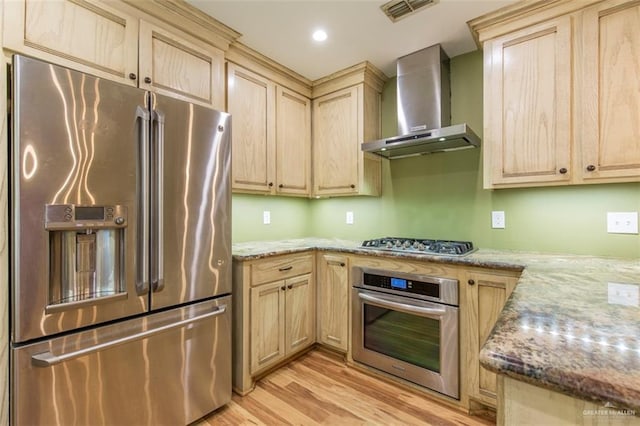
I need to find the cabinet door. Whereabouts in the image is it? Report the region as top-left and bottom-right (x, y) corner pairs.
(227, 63), (276, 193)
(139, 20), (225, 110)
(276, 86), (311, 196)
(484, 17), (572, 188)
(284, 273), (315, 354)
(250, 281), (285, 374)
(3, 0), (138, 85)
(580, 0), (640, 182)
(317, 254), (349, 352)
(313, 86), (360, 196)
(464, 271), (517, 407)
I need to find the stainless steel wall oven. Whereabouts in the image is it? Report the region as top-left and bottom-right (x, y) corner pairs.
(352, 267), (459, 399)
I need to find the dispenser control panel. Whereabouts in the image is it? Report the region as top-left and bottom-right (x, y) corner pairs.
(45, 204), (127, 230)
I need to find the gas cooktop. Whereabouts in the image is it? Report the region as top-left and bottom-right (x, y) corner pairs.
(361, 237), (475, 256)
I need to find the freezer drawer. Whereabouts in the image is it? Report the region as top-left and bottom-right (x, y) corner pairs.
(11, 296), (231, 426)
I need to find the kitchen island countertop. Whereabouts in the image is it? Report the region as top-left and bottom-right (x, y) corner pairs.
(232, 238), (640, 412)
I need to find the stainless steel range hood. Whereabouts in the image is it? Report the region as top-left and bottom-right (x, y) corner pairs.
(362, 44), (480, 159)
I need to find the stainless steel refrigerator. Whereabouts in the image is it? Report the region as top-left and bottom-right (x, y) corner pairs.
(10, 55), (232, 425)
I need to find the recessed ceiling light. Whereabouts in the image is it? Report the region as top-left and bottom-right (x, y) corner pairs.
(312, 29), (327, 42)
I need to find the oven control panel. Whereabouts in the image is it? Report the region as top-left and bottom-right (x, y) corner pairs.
(363, 273), (440, 299)
(354, 267), (459, 306)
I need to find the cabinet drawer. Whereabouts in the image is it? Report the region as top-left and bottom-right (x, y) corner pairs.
(251, 253), (313, 285)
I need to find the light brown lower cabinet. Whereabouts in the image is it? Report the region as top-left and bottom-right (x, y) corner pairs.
(316, 253), (350, 352)
(463, 269), (519, 408)
(233, 253), (315, 394)
(250, 273), (315, 374)
(497, 375), (640, 426)
(250, 281), (285, 372)
(235, 250), (523, 411)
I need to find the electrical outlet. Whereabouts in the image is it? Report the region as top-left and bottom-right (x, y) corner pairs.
(607, 212), (638, 234)
(608, 282), (639, 307)
(263, 211), (271, 225)
(492, 211), (505, 229)
(346, 211), (354, 225)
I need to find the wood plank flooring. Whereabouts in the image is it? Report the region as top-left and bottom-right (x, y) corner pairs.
(195, 350), (494, 425)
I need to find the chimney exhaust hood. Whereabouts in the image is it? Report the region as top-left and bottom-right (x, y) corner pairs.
(362, 44), (480, 159)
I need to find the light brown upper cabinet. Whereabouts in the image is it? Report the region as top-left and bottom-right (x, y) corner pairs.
(312, 62), (386, 197)
(4, 0), (226, 109)
(579, 0), (640, 182)
(471, 0), (640, 189)
(313, 87), (361, 195)
(138, 21), (225, 109)
(3, 0), (139, 85)
(276, 86), (312, 196)
(482, 17), (572, 187)
(227, 63), (275, 194)
(226, 62), (311, 196)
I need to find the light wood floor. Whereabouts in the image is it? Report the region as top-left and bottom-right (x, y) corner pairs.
(195, 350), (494, 425)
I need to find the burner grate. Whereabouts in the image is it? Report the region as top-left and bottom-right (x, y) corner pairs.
(361, 237), (474, 256)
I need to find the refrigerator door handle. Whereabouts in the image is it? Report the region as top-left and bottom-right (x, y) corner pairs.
(31, 304), (227, 367)
(151, 106), (165, 293)
(136, 104), (151, 295)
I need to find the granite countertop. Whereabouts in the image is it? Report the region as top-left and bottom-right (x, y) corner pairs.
(479, 254), (640, 412)
(232, 238), (640, 411)
(232, 237), (526, 271)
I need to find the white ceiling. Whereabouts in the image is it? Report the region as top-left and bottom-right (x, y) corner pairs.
(186, 0), (517, 81)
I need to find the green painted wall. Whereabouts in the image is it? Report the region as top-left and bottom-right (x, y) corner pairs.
(233, 50), (640, 258)
(232, 194), (309, 242)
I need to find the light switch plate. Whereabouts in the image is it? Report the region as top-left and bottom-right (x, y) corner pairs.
(263, 211), (271, 225)
(607, 212), (638, 234)
(492, 211), (505, 229)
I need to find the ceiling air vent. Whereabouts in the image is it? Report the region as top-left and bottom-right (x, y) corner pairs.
(381, 0), (438, 22)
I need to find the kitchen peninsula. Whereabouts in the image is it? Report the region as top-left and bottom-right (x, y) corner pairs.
(233, 238), (640, 423)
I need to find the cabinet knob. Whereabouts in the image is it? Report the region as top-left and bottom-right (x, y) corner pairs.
(278, 184), (284, 188)
(287, 284), (293, 290)
(268, 182), (274, 187)
(468, 279), (475, 286)
(586, 164), (596, 172)
(350, 184), (356, 189)
(340, 262), (345, 267)
(278, 266), (293, 272)
(128, 73), (137, 80)
(281, 286), (286, 291)
(559, 167), (568, 174)
(144, 77), (152, 84)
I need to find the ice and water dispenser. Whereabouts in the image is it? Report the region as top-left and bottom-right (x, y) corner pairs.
(45, 204), (127, 309)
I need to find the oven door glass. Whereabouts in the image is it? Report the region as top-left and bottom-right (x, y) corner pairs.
(352, 287), (459, 399)
(363, 304), (440, 372)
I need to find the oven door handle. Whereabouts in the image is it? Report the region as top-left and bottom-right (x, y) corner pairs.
(358, 292), (446, 318)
